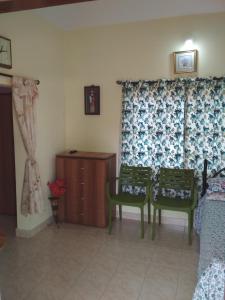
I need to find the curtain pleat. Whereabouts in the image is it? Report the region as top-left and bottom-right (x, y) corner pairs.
(121, 80), (186, 174)
(184, 78), (225, 180)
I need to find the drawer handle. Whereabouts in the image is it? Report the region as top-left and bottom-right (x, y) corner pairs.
(80, 182), (85, 185)
(81, 197), (85, 201)
(80, 168), (85, 170)
(79, 213), (84, 216)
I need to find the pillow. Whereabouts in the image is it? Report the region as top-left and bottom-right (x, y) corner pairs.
(207, 177), (225, 194)
(206, 192), (225, 201)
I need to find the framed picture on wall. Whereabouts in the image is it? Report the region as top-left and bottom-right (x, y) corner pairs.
(173, 50), (198, 74)
(84, 85), (100, 115)
(0, 36), (12, 69)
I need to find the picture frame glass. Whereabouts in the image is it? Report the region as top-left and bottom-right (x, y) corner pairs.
(174, 50), (197, 74)
(0, 36), (12, 69)
(84, 86), (100, 115)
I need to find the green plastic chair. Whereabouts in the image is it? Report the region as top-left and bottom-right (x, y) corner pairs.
(151, 168), (198, 244)
(107, 165), (153, 238)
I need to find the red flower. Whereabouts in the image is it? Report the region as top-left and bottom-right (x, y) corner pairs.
(47, 179), (66, 198)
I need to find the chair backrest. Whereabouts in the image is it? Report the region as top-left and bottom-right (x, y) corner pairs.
(159, 168), (194, 191)
(119, 165), (152, 190)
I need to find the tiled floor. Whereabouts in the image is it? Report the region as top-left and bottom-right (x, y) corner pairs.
(0, 216), (199, 300)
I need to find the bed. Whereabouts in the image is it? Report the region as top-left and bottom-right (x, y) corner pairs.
(193, 159), (225, 299)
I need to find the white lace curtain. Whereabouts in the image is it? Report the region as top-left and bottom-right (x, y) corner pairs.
(12, 76), (43, 216)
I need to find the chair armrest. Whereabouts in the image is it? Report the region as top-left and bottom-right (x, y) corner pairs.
(147, 181), (154, 203)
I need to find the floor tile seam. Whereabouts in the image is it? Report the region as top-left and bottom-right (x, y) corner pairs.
(6, 262), (46, 283)
(136, 259), (152, 300)
(153, 236), (185, 243)
(151, 243), (184, 252)
(173, 271), (180, 300)
(140, 268), (180, 299)
(33, 268), (80, 299)
(41, 255), (88, 287)
(98, 255), (125, 300)
(151, 245), (183, 258)
(71, 243), (105, 287)
(62, 276), (84, 300)
(7, 272), (44, 300)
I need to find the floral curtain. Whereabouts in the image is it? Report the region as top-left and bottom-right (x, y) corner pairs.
(120, 77), (225, 185)
(184, 78), (225, 180)
(12, 76), (43, 216)
(121, 80), (186, 174)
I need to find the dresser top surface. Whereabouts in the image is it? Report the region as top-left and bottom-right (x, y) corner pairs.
(57, 151), (116, 160)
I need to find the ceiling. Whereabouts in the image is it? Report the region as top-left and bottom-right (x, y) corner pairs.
(4, 0), (225, 31)
(34, 0), (225, 31)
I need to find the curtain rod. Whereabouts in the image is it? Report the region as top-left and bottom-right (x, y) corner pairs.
(0, 72), (40, 85)
(116, 76), (225, 85)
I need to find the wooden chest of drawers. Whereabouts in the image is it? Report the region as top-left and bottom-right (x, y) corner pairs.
(56, 151), (116, 228)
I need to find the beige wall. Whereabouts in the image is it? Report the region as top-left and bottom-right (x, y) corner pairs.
(0, 12), (225, 230)
(64, 13), (225, 222)
(0, 12), (65, 231)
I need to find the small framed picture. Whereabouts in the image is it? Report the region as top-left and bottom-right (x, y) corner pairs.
(84, 85), (100, 115)
(173, 50), (198, 74)
(0, 36), (12, 69)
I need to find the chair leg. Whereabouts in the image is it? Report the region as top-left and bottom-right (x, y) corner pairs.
(190, 211), (194, 230)
(141, 207), (144, 238)
(148, 200), (151, 224)
(119, 205), (122, 221)
(188, 212), (192, 245)
(158, 209), (161, 225)
(108, 203), (113, 234)
(152, 207), (156, 240)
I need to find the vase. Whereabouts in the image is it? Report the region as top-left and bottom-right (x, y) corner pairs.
(49, 196), (60, 227)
